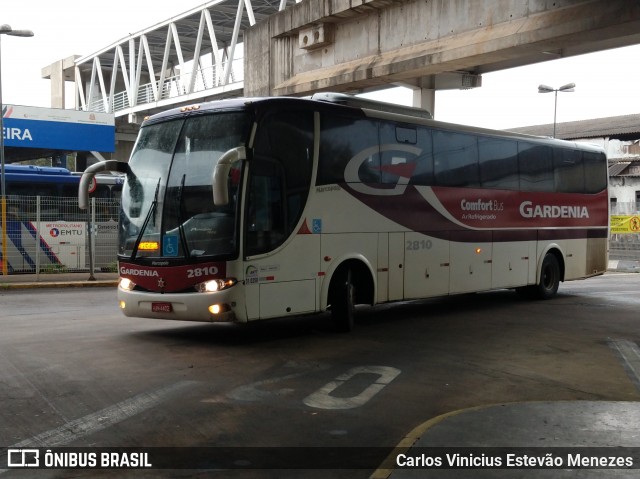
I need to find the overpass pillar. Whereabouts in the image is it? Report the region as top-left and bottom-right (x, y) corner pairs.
(411, 87), (436, 118)
(405, 72), (482, 119)
(41, 56), (80, 108)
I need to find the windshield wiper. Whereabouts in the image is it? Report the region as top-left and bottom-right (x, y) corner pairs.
(131, 178), (161, 259)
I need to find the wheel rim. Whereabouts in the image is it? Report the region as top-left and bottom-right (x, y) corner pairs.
(542, 262), (557, 291)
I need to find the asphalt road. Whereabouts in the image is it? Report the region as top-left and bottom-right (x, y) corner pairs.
(1, 273), (639, 478)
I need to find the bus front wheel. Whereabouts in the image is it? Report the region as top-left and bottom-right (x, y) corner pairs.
(330, 268), (355, 332)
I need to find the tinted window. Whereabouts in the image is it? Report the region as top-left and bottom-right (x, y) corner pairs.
(254, 110), (314, 232)
(318, 115), (379, 185)
(478, 137), (519, 190)
(584, 151), (607, 193)
(433, 130), (479, 187)
(379, 123), (434, 186)
(245, 159), (286, 256)
(554, 148), (584, 193)
(518, 143), (553, 192)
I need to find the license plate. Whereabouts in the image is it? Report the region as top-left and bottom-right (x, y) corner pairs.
(152, 302), (173, 313)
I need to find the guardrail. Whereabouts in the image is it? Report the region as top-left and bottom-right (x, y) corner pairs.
(88, 57), (245, 114)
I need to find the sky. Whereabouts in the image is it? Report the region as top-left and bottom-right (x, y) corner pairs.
(2, 1), (640, 131)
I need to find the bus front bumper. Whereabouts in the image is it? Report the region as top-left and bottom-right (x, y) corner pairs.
(117, 287), (240, 323)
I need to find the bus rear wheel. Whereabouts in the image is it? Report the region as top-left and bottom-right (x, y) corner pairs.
(518, 253), (560, 300)
(330, 268), (355, 333)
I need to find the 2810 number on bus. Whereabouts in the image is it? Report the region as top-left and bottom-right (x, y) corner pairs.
(406, 240), (432, 251)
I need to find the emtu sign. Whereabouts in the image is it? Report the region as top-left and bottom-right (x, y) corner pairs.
(38, 222), (86, 269)
(2, 105), (114, 152)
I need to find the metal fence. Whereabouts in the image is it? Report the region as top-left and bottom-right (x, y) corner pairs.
(0, 196), (119, 275)
(610, 202), (640, 262)
(2, 196), (637, 275)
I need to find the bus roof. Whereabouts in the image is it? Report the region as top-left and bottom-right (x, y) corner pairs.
(4, 165), (79, 185)
(141, 94), (604, 155)
(5, 164), (74, 176)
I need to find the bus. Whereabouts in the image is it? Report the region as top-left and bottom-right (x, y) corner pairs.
(2, 164), (123, 273)
(5, 164), (123, 207)
(79, 93), (609, 331)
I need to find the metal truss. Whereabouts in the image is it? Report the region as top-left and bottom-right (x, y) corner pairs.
(74, 0), (299, 119)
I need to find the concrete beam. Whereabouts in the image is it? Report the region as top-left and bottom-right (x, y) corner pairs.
(41, 55), (81, 108)
(244, 0), (640, 97)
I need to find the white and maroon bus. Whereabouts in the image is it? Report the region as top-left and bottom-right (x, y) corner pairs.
(79, 93), (609, 331)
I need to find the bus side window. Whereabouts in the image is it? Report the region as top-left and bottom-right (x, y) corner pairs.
(584, 151), (607, 194)
(554, 148), (584, 193)
(479, 136), (519, 190)
(379, 123), (434, 186)
(519, 143), (553, 192)
(318, 114), (379, 185)
(433, 130), (479, 187)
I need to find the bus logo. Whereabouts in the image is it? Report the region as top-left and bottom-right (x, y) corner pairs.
(344, 144), (421, 196)
(519, 201), (589, 219)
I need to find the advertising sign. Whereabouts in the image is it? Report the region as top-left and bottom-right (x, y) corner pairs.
(3, 104), (115, 152)
(37, 222), (86, 269)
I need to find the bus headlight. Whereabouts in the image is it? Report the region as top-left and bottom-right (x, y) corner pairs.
(120, 278), (136, 291)
(195, 278), (237, 293)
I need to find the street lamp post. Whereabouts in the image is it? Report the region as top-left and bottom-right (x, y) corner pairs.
(0, 24), (33, 276)
(537, 82), (575, 138)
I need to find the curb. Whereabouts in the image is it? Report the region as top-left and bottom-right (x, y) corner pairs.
(0, 280), (118, 290)
(608, 259), (640, 273)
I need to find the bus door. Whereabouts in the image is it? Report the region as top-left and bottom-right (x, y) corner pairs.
(242, 159), (319, 320)
(243, 238), (320, 320)
(387, 233), (404, 301)
(242, 109), (316, 320)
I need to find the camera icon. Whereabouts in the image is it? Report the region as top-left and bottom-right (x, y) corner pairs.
(7, 449), (39, 468)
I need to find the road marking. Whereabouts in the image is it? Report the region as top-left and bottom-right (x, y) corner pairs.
(221, 361), (331, 402)
(303, 366), (401, 410)
(609, 339), (640, 391)
(1, 380), (194, 474)
(6, 380), (194, 449)
(226, 371), (308, 401)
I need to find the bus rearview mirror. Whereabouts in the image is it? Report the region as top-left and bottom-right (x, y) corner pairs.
(213, 147), (246, 206)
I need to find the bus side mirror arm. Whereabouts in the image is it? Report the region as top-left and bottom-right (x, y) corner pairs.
(213, 147), (246, 206)
(79, 160), (129, 210)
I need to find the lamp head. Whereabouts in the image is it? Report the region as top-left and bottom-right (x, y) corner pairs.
(0, 25), (34, 37)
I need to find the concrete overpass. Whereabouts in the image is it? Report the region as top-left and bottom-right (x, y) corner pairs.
(42, 0), (640, 163)
(244, 0), (640, 112)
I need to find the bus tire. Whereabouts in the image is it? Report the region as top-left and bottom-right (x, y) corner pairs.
(537, 253), (561, 299)
(519, 253), (561, 300)
(330, 268), (355, 333)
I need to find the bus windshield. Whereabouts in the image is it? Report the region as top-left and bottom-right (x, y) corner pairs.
(119, 111), (251, 259)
